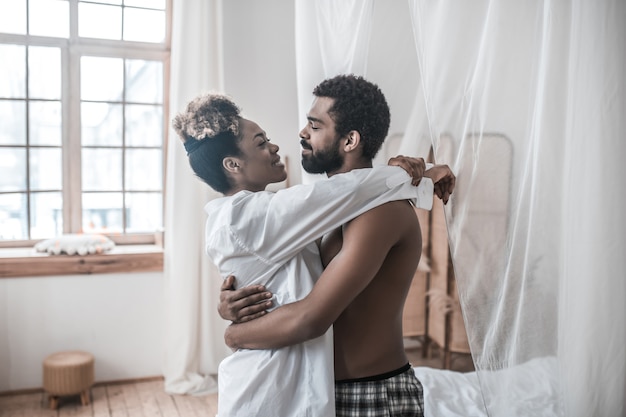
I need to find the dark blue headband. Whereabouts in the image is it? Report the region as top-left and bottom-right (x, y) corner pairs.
(184, 138), (204, 155)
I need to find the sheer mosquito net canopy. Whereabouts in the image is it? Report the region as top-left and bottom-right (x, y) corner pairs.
(296, 1), (625, 416)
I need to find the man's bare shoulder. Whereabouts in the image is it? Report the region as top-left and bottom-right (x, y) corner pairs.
(346, 200), (418, 236)
(355, 199), (416, 222)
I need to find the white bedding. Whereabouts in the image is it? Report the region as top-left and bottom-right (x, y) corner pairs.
(413, 357), (561, 417)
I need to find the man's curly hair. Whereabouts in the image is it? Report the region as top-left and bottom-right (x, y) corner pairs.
(172, 93), (243, 194)
(313, 74), (390, 160)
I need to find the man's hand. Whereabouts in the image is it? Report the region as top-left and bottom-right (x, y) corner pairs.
(387, 155), (426, 186)
(218, 275), (273, 323)
(424, 164), (456, 204)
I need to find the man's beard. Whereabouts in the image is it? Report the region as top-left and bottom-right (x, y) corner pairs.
(301, 139), (344, 174)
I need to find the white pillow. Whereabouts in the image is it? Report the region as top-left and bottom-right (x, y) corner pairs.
(34, 234), (115, 256)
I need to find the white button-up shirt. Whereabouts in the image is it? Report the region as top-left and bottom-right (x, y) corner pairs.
(205, 166), (434, 417)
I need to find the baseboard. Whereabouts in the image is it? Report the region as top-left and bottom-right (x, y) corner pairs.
(0, 375), (164, 397)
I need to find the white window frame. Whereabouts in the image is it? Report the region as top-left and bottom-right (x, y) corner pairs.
(0, 0), (172, 250)
(0, 1), (171, 277)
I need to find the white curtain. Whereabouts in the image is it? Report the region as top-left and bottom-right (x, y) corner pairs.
(295, 0), (374, 184)
(405, 1), (626, 416)
(558, 2), (626, 415)
(163, 0), (231, 395)
(298, 0), (625, 415)
(163, 1), (626, 414)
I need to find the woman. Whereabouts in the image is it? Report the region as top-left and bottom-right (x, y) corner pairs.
(172, 93), (434, 416)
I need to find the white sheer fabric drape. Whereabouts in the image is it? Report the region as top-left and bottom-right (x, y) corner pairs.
(162, 1), (625, 413)
(298, 0), (625, 415)
(295, 0), (374, 184)
(163, 0), (230, 395)
(406, 1), (626, 416)
(558, 2), (626, 415)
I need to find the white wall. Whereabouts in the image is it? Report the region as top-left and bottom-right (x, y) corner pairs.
(222, 0), (301, 184)
(0, 272), (164, 391)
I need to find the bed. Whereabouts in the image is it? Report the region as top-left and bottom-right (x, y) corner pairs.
(413, 356), (561, 416)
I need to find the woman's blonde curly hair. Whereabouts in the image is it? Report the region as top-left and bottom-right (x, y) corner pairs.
(172, 93), (241, 142)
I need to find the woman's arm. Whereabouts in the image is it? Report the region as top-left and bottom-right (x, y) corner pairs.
(220, 162), (433, 265)
(218, 164), (456, 323)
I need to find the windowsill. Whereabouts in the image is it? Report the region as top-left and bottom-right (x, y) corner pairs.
(0, 245), (164, 278)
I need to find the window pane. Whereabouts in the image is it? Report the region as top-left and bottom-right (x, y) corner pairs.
(0, 0), (27, 35)
(90, 0), (121, 4)
(124, 0), (165, 9)
(30, 101), (62, 146)
(29, 0), (69, 38)
(82, 148), (122, 191)
(0, 101), (27, 145)
(82, 192), (123, 233)
(81, 102), (123, 146)
(125, 149), (161, 191)
(81, 56), (124, 101)
(0, 193), (28, 240)
(123, 7), (165, 43)
(126, 60), (163, 103)
(78, 2), (121, 40)
(30, 147), (62, 191)
(29, 46), (62, 100)
(126, 192), (161, 233)
(0, 148), (27, 192)
(126, 104), (162, 147)
(30, 192), (63, 238)
(0, 45), (26, 99)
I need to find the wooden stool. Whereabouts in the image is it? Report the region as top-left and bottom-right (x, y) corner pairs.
(43, 351), (94, 410)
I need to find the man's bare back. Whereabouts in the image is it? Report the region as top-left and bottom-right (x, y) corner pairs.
(320, 199), (421, 380)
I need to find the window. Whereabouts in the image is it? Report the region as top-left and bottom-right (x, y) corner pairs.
(0, 0), (171, 248)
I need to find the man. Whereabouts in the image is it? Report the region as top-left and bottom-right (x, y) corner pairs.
(220, 74), (455, 416)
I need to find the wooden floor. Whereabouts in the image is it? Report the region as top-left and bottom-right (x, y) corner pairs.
(0, 341), (473, 417)
(0, 380), (218, 417)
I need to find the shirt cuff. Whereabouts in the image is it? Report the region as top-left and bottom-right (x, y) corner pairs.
(385, 170), (434, 211)
(413, 178), (434, 210)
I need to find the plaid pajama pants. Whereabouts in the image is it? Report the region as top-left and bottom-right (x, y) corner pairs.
(335, 363), (424, 417)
